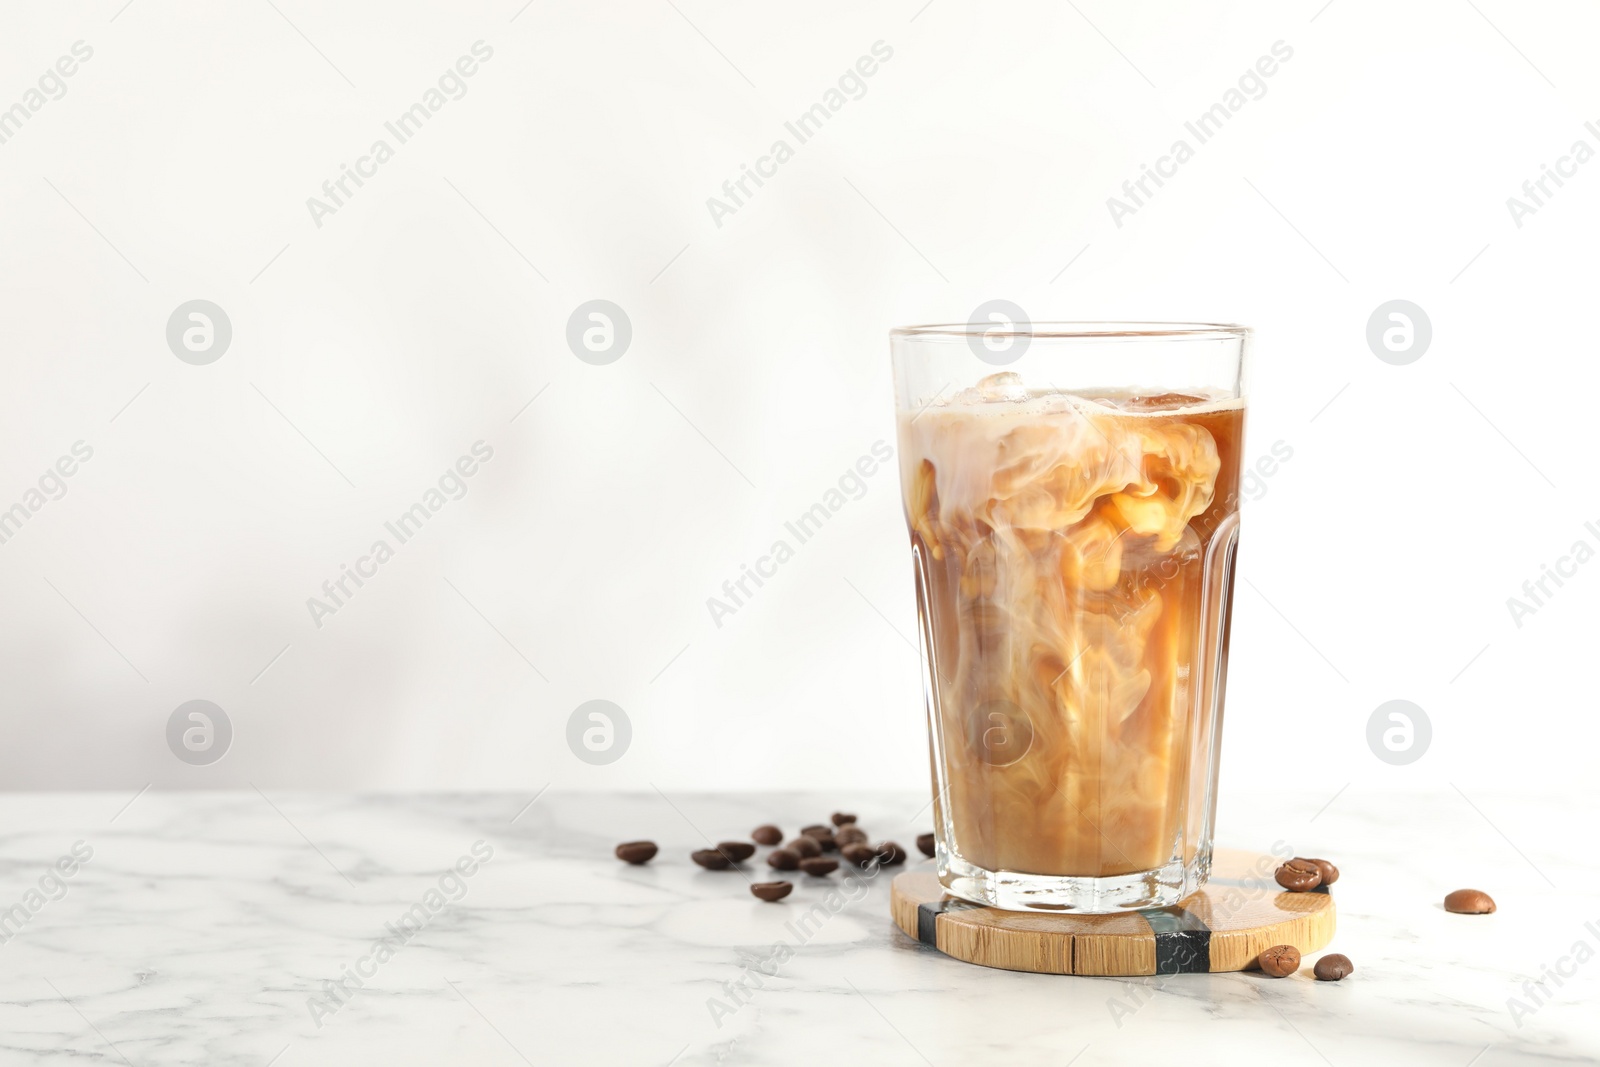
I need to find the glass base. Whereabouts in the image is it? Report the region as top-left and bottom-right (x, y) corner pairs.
(940, 848), (1211, 913)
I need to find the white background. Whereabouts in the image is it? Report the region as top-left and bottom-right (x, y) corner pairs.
(1, 0), (1595, 797)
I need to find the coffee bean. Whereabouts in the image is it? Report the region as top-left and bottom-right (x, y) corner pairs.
(691, 849), (732, 870)
(831, 812), (857, 826)
(718, 841), (756, 863)
(1304, 858), (1339, 886)
(1258, 944), (1300, 978)
(799, 857), (839, 877)
(841, 843), (876, 869)
(1444, 888), (1496, 914)
(800, 826), (837, 851)
(836, 826), (868, 847)
(767, 848), (800, 871)
(813, 831), (838, 852)
(1313, 953), (1353, 981)
(787, 836), (822, 859)
(916, 833), (936, 857)
(752, 825), (783, 846)
(751, 881), (793, 902)
(875, 842), (907, 866)
(1274, 859), (1322, 892)
(614, 841), (658, 865)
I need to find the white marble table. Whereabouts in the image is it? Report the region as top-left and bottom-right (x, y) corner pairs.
(0, 789), (1594, 1066)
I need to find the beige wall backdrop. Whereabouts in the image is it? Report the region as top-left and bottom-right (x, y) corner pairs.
(0, 0), (1594, 795)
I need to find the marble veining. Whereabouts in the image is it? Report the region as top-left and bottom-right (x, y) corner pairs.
(0, 789), (1595, 1065)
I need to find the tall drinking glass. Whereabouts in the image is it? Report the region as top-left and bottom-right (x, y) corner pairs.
(891, 322), (1248, 912)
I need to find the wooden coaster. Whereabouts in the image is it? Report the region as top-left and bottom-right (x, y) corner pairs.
(890, 848), (1335, 976)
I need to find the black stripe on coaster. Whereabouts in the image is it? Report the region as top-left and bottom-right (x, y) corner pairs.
(915, 899), (980, 947)
(916, 900), (954, 946)
(1139, 906), (1212, 974)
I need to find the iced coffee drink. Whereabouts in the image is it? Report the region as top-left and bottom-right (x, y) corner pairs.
(891, 324), (1248, 912)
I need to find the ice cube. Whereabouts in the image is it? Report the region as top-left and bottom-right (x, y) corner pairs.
(1116, 392), (1208, 411)
(973, 372), (1029, 403)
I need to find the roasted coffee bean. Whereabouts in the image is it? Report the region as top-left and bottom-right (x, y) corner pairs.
(691, 849), (732, 870)
(614, 841), (658, 865)
(1313, 953), (1353, 981)
(1274, 859), (1322, 892)
(1444, 888), (1496, 914)
(1304, 858), (1339, 886)
(875, 842), (907, 866)
(916, 833), (936, 857)
(751, 881), (793, 902)
(767, 848), (800, 871)
(1258, 944), (1300, 978)
(831, 812), (857, 826)
(835, 826), (868, 848)
(752, 825), (783, 846)
(800, 826), (838, 851)
(787, 836), (822, 859)
(799, 857), (839, 877)
(841, 843), (876, 869)
(718, 841), (756, 863)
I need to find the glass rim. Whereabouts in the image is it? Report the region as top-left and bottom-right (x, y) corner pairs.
(890, 321), (1251, 342)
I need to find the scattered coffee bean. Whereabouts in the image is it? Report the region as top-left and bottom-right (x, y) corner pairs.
(917, 833), (936, 857)
(1258, 944), (1300, 978)
(752, 825), (783, 846)
(1444, 888), (1496, 914)
(751, 881), (793, 902)
(767, 848), (800, 871)
(718, 841), (756, 863)
(787, 836), (822, 859)
(800, 826), (837, 851)
(614, 841), (658, 865)
(1304, 858), (1339, 886)
(836, 826), (868, 847)
(875, 842), (907, 866)
(1275, 859), (1322, 892)
(799, 857), (839, 877)
(1313, 953), (1353, 981)
(691, 849), (732, 870)
(841, 843), (876, 869)
(831, 812), (857, 826)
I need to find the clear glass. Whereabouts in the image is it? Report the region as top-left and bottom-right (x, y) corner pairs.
(890, 322), (1249, 913)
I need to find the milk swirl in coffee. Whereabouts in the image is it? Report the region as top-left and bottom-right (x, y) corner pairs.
(898, 372), (1245, 879)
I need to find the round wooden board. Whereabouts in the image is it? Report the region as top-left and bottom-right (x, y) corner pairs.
(890, 849), (1335, 976)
